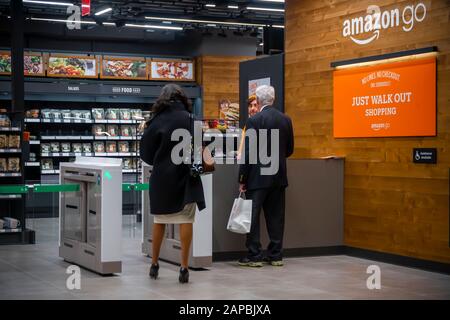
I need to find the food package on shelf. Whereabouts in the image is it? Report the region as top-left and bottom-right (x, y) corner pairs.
(92, 124), (105, 136)
(82, 143), (92, 153)
(118, 141), (129, 153)
(0, 114), (11, 127)
(71, 110), (84, 120)
(0, 158), (7, 172)
(50, 142), (60, 153)
(130, 125), (137, 136)
(51, 109), (62, 120)
(41, 158), (53, 170)
(120, 125), (132, 137)
(130, 141), (140, 153)
(25, 109), (40, 119)
(142, 111), (151, 122)
(61, 110), (72, 119)
(92, 108), (105, 120)
(7, 157), (20, 172)
(106, 141), (117, 153)
(137, 159), (141, 169)
(8, 135), (20, 149)
(72, 143), (82, 153)
(0, 135), (6, 148)
(93, 141), (105, 153)
(120, 109), (132, 120)
(131, 158), (138, 169)
(107, 125), (119, 137)
(131, 109), (143, 120)
(106, 108), (119, 120)
(41, 143), (51, 153)
(61, 142), (71, 153)
(41, 109), (52, 119)
(122, 158), (131, 169)
(80, 110), (91, 120)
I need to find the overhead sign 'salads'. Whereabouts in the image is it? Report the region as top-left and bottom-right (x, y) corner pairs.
(333, 57), (436, 138)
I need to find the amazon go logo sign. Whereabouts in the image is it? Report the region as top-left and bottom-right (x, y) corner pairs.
(342, 3), (427, 45)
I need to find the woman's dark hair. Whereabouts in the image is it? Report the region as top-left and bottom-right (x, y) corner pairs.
(152, 84), (192, 114)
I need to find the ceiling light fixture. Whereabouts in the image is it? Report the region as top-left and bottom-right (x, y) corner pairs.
(29, 17), (182, 31)
(30, 17), (95, 24)
(228, 5), (239, 9)
(272, 24), (284, 28)
(205, 4), (216, 8)
(257, 0), (285, 3)
(23, 0), (73, 6)
(124, 23), (183, 31)
(145, 16), (266, 28)
(95, 7), (112, 16)
(246, 6), (284, 12)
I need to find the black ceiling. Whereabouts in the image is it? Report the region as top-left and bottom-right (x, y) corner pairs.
(0, 0), (284, 29)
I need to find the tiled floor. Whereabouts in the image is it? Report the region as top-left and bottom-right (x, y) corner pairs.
(0, 217), (449, 300)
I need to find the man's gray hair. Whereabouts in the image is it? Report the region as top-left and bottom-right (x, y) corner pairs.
(255, 85), (275, 107)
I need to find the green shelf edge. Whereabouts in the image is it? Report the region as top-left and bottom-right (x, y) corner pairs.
(0, 185), (28, 194)
(33, 184), (80, 193)
(0, 183), (149, 194)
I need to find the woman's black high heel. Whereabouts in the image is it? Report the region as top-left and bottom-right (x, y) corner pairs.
(179, 267), (189, 283)
(149, 263), (159, 279)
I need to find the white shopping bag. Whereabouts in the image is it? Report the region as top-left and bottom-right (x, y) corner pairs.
(227, 192), (252, 234)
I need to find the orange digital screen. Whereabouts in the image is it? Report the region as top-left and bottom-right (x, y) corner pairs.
(333, 57), (436, 138)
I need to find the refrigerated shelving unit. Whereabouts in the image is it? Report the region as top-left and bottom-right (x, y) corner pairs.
(0, 76), (202, 220)
(0, 115), (35, 244)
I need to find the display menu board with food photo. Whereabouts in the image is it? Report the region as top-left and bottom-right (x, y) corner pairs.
(219, 99), (239, 122)
(150, 59), (194, 81)
(47, 54), (97, 78)
(24, 53), (44, 76)
(0, 51), (11, 75)
(0, 51), (45, 76)
(101, 56), (148, 80)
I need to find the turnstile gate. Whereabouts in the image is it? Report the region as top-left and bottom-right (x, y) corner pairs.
(59, 157), (122, 275)
(141, 163), (213, 268)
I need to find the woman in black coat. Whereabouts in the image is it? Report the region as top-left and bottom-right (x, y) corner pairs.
(140, 84), (205, 283)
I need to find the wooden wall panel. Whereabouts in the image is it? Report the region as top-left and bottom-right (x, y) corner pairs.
(285, 0), (450, 263)
(197, 55), (252, 118)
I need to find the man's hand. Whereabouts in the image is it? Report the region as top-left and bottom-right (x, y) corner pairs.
(239, 183), (246, 193)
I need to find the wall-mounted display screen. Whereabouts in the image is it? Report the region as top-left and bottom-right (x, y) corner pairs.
(0, 51), (11, 75)
(0, 52), (45, 76)
(101, 57), (147, 80)
(333, 57), (436, 138)
(248, 77), (271, 96)
(24, 53), (44, 76)
(47, 55), (97, 78)
(150, 60), (194, 81)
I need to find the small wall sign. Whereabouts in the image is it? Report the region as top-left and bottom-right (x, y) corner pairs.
(413, 148), (437, 164)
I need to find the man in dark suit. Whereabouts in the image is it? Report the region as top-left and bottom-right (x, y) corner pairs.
(238, 85), (294, 267)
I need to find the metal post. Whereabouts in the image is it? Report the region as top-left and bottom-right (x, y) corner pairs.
(11, 0), (24, 114)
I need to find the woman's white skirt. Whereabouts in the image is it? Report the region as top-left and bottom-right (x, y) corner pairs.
(153, 203), (196, 224)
